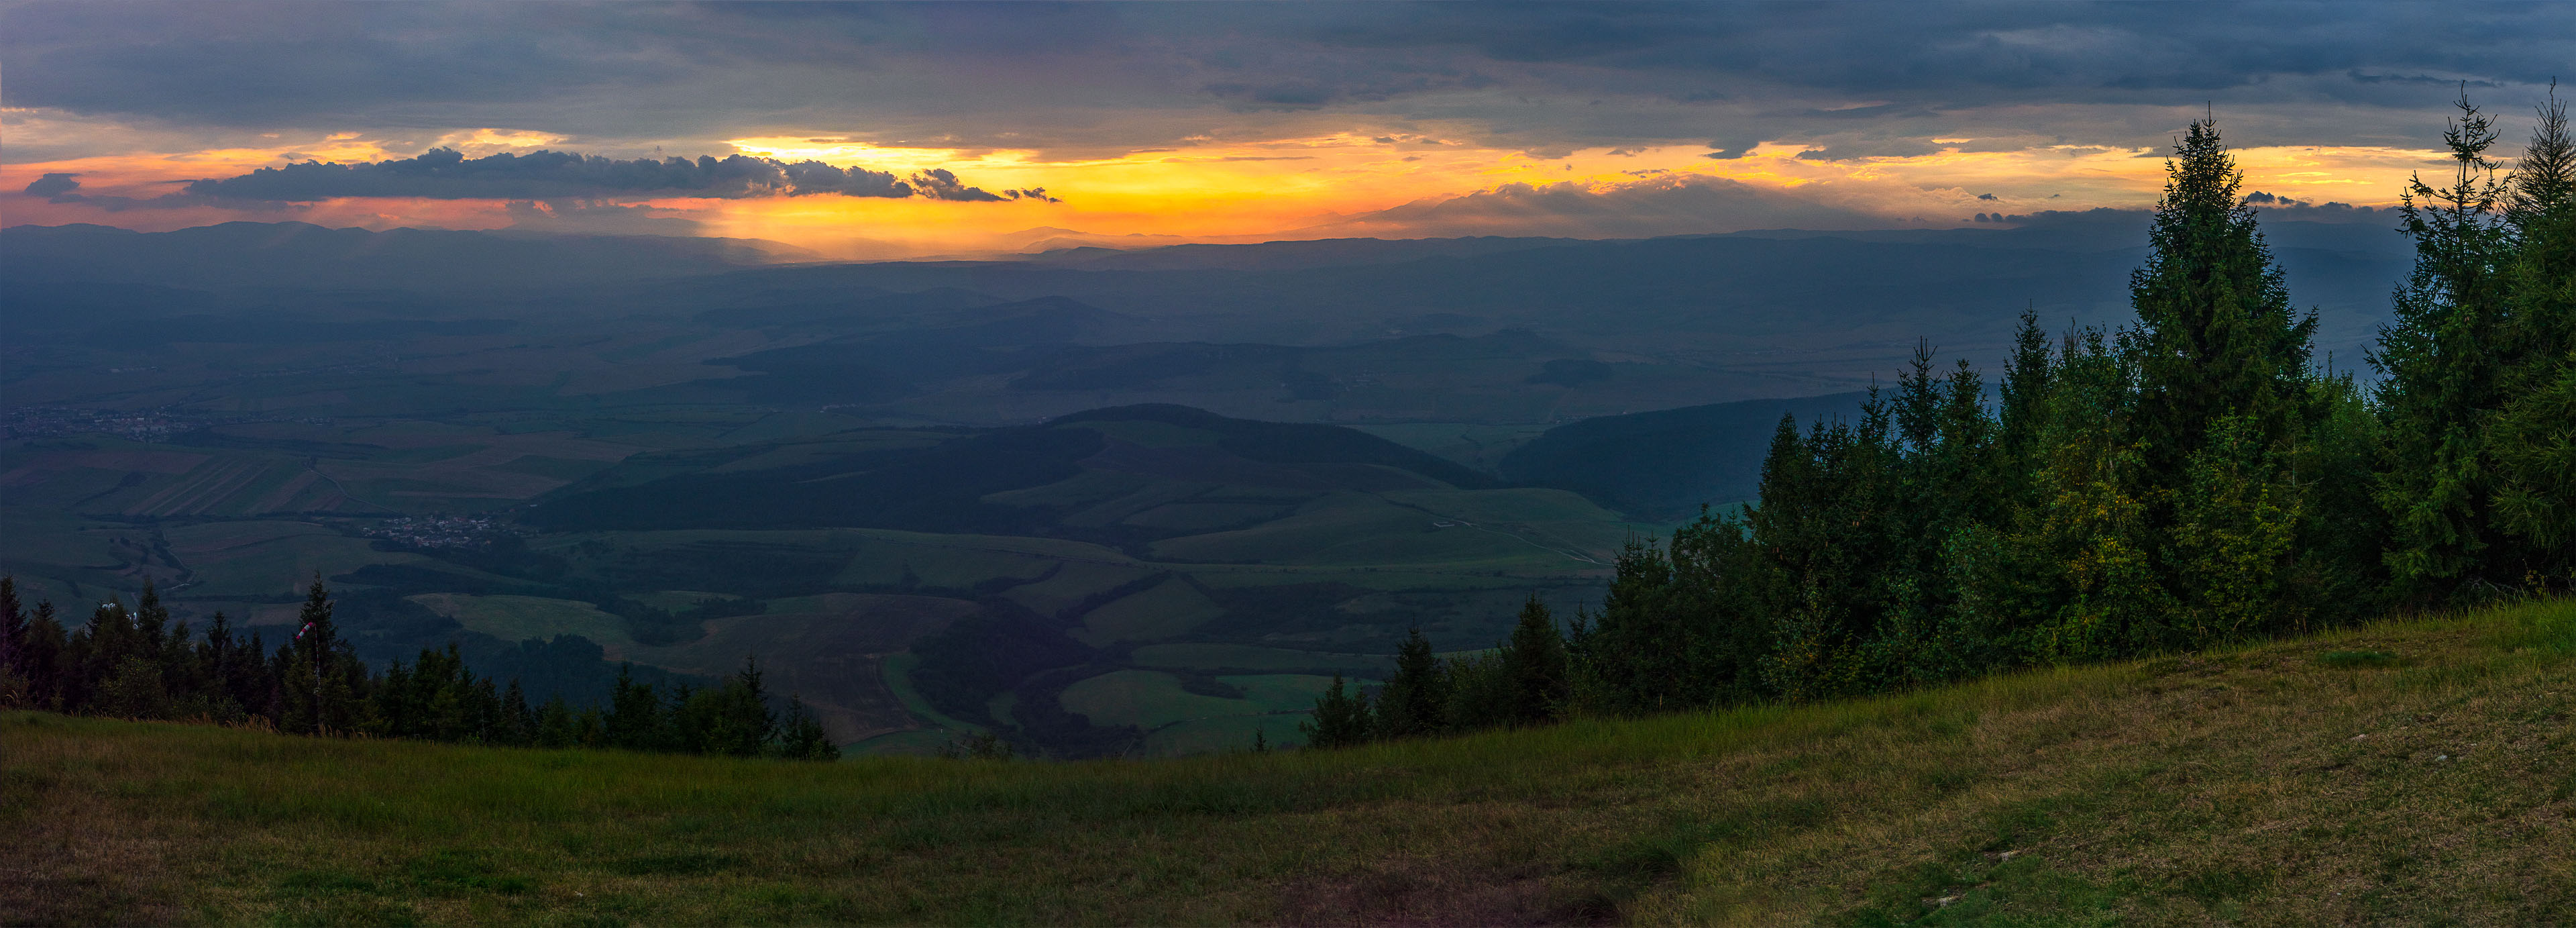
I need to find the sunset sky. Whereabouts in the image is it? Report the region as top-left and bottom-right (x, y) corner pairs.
(7, 1), (2572, 259)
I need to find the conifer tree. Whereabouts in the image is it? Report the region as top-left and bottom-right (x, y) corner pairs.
(464, 676), (503, 743)
(1578, 536), (1706, 711)
(228, 627), (271, 720)
(1997, 309), (2057, 480)
(2131, 117), (2317, 488)
(99, 654), (171, 719)
(374, 655), (419, 738)
(775, 694), (840, 761)
(2028, 329), (2167, 660)
(62, 599), (129, 713)
(2171, 415), (2304, 643)
(689, 657), (777, 758)
(0, 578), (26, 707)
(1501, 595), (1569, 725)
(2375, 91), (2518, 598)
(23, 601), (66, 711)
(1745, 393), (1907, 699)
(133, 580), (170, 669)
(2490, 85), (2576, 585)
(1299, 674), (1373, 749)
(276, 578), (364, 736)
(1666, 509), (1770, 700)
(500, 679), (536, 747)
(2118, 116), (2328, 646)
(535, 695), (578, 747)
(1374, 627), (1450, 738)
(603, 662), (664, 751)
(2284, 373), (2390, 615)
(1438, 648), (1513, 731)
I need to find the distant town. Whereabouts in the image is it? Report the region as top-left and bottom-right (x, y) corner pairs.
(361, 515), (511, 550)
(4, 405), (337, 443)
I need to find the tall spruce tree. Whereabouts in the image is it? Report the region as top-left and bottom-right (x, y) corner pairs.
(2131, 117), (2318, 484)
(1750, 395), (1907, 699)
(276, 578), (364, 736)
(2125, 117), (2326, 643)
(24, 601), (66, 711)
(2030, 329), (2166, 660)
(2375, 91), (2520, 598)
(775, 694), (840, 761)
(2490, 85), (2576, 586)
(1299, 674), (1373, 749)
(501, 679), (536, 747)
(1374, 627), (1450, 738)
(1501, 595), (1570, 725)
(1572, 536), (1699, 711)
(0, 578), (25, 707)
(1870, 344), (2003, 684)
(684, 657), (777, 758)
(1666, 509), (1770, 700)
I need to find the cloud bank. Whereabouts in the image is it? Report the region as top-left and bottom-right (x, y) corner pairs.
(22, 148), (1046, 211)
(182, 148), (1018, 203)
(1320, 174), (1890, 239)
(6, 1), (2567, 161)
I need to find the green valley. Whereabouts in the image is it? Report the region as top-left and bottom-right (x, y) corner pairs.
(1, 403), (1643, 757)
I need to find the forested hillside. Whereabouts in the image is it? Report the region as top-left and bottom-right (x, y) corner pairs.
(1289, 101), (2575, 747)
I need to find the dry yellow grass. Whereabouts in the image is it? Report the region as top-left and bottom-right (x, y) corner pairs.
(3, 599), (2569, 926)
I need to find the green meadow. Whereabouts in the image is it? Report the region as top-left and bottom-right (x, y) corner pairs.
(9, 598), (2569, 925)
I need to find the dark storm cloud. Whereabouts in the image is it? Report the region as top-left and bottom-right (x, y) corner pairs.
(3, 2), (2569, 156)
(171, 148), (1028, 204)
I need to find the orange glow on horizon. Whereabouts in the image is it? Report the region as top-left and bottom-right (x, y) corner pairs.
(3, 128), (2449, 257)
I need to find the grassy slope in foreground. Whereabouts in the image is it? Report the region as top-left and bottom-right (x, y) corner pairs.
(6, 600), (2571, 926)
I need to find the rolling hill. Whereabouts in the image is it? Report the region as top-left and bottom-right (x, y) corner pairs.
(523, 403), (1499, 538)
(1500, 391), (1872, 519)
(248, 405), (1633, 757)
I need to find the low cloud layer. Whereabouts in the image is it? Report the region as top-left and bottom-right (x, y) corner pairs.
(21, 148), (1046, 210)
(1318, 174), (1890, 239)
(502, 199), (706, 237)
(182, 148), (1023, 203)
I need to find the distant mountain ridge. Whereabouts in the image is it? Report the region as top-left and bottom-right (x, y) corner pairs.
(0, 221), (811, 291)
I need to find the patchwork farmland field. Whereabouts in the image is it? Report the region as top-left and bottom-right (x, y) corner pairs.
(3, 405), (1635, 757)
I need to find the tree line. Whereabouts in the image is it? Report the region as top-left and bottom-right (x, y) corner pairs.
(0, 576), (839, 761)
(1308, 94), (2573, 745)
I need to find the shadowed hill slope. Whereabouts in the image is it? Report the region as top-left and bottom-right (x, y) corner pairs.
(1502, 391), (1871, 519)
(1052, 404), (1498, 491)
(524, 404), (1495, 537)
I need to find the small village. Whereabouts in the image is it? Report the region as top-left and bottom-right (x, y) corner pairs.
(360, 514), (509, 550)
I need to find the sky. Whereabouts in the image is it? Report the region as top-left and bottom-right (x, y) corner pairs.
(5, 1), (2572, 259)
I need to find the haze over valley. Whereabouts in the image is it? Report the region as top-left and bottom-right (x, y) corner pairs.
(7, 5), (2572, 922)
(1, 202), (2422, 756)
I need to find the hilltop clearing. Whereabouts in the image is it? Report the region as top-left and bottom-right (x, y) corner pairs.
(7, 598), (2568, 925)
